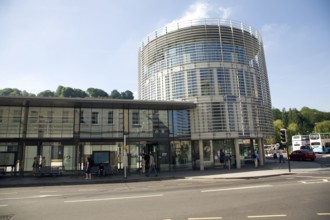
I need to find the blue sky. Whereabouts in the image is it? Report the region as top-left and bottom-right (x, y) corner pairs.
(0, 0), (329, 112)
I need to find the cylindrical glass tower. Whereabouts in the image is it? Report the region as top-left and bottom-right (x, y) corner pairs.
(138, 19), (273, 140)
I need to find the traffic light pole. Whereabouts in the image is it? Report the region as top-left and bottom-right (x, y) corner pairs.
(280, 128), (291, 172)
(285, 144), (291, 172)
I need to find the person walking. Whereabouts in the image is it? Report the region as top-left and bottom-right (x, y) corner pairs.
(141, 154), (146, 174)
(85, 157), (92, 179)
(273, 148), (278, 163)
(279, 148), (285, 163)
(253, 150), (259, 168)
(147, 153), (158, 177)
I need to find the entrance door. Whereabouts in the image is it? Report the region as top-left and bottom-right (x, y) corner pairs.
(142, 142), (159, 171)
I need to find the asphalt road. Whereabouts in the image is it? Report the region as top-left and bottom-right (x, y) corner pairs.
(0, 168), (330, 220)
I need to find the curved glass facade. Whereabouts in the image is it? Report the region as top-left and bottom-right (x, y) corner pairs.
(139, 19), (273, 140)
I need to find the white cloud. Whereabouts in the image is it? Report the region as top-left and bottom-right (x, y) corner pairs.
(163, 1), (232, 33)
(176, 1), (233, 21)
(180, 1), (211, 21)
(218, 7), (232, 20)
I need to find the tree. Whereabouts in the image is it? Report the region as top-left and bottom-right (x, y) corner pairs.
(38, 90), (55, 97)
(282, 108), (289, 128)
(314, 121), (330, 133)
(273, 119), (284, 144)
(73, 89), (88, 98)
(287, 123), (298, 146)
(86, 88), (108, 98)
(272, 108), (282, 120)
(55, 85), (65, 97)
(109, 89), (121, 99)
(121, 90), (134, 99)
(0, 88), (22, 96)
(62, 87), (75, 97)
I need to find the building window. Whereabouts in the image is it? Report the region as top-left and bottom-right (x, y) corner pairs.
(62, 111), (69, 123)
(187, 70), (197, 97)
(80, 110), (84, 123)
(12, 110), (21, 123)
(108, 111), (113, 124)
(200, 69), (215, 96)
(0, 109), (3, 123)
(30, 111), (38, 123)
(132, 112), (140, 126)
(172, 72), (185, 99)
(92, 112), (99, 125)
(47, 111), (53, 123)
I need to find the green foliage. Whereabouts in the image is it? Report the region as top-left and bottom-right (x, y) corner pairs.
(0, 88), (36, 97)
(314, 121), (330, 133)
(37, 90), (55, 97)
(86, 88), (108, 98)
(272, 107), (330, 145)
(0, 86), (134, 100)
(120, 90), (134, 99)
(109, 90), (121, 99)
(273, 119), (284, 144)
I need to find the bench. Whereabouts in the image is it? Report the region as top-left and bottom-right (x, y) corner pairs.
(90, 165), (112, 176)
(35, 166), (62, 176)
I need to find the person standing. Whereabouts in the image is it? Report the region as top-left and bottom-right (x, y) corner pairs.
(147, 153), (158, 177)
(279, 148), (285, 163)
(32, 157), (39, 175)
(219, 149), (225, 167)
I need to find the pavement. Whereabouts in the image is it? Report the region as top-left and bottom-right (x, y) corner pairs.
(1, 159), (329, 188)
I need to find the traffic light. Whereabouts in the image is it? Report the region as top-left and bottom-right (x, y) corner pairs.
(280, 128), (287, 144)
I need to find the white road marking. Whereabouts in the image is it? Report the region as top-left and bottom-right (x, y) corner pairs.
(78, 189), (97, 192)
(188, 217), (222, 220)
(64, 194), (163, 203)
(247, 214), (287, 218)
(299, 179), (329, 184)
(0, 192), (17, 195)
(297, 175), (330, 179)
(201, 185), (272, 193)
(317, 213), (330, 216)
(0, 195), (61, 201)
(0, 205), (8, 207)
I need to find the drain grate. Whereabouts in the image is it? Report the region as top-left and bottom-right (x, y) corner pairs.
(0, 215), (14, 220)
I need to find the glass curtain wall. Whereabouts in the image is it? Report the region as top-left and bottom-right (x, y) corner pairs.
(1, 103), (193, 174)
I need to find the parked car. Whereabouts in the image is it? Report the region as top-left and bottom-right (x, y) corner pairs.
(289, 150), (316, 161)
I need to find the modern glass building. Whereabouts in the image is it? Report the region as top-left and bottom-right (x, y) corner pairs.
(139, 19), (273, 169)
(0, 96), (195, 175)
(0, 19), (274, 176)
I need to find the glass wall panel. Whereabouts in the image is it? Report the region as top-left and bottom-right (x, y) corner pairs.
(213, 140), (235, 168)
(80, 108), (123, 139)
(0, 106), (23, 138)
(169, 110), (190, 137)
(129, 109), (153, 138)
(26, 107), (74, 138)
(171, 140), (191, 170)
